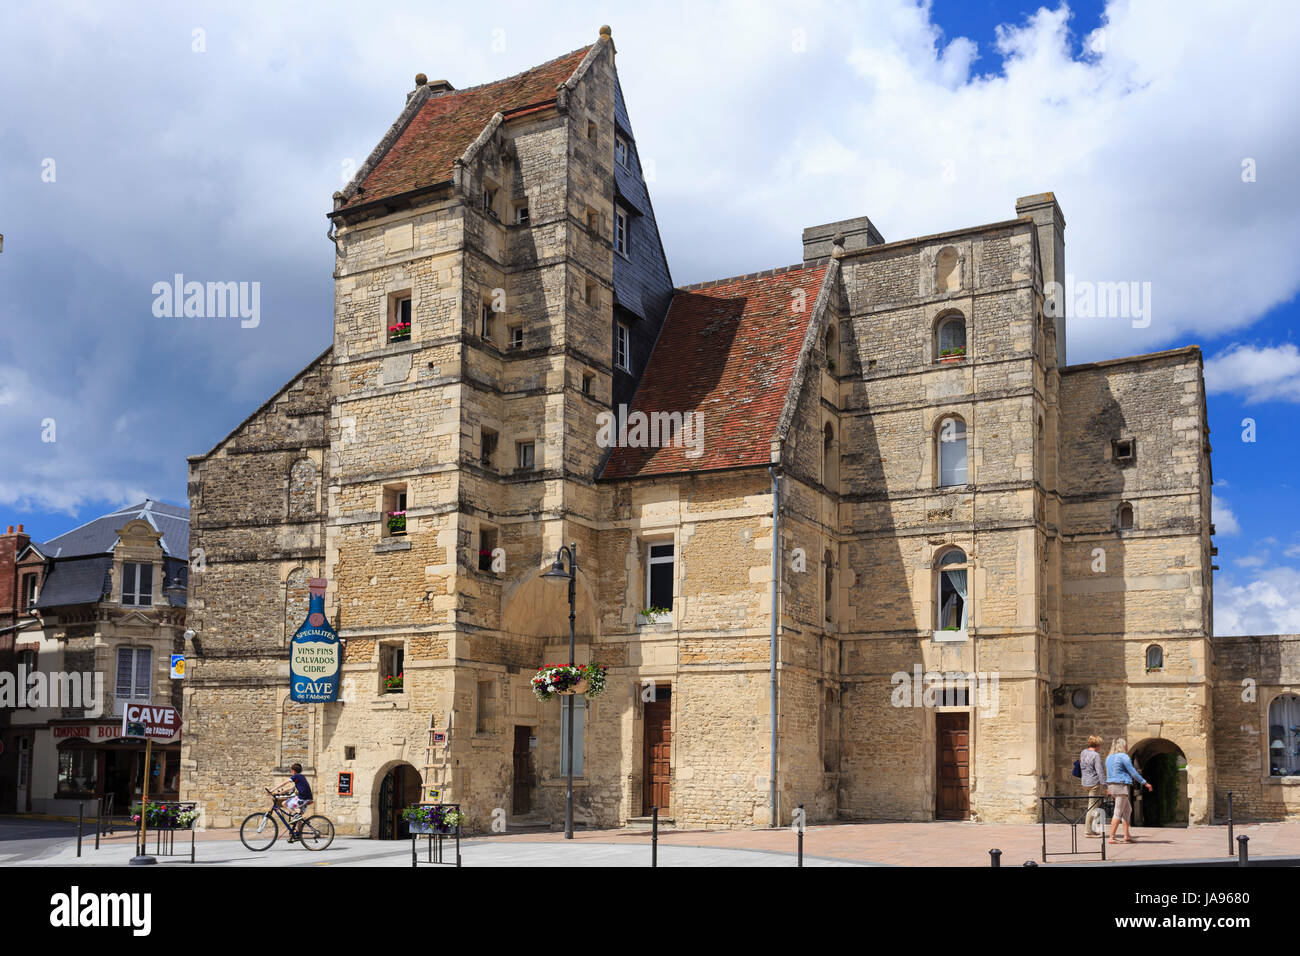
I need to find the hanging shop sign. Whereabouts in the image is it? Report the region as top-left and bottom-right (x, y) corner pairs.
(290, 578), (341, 703)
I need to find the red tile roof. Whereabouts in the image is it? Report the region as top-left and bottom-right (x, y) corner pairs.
(341, 46), (592, 209)
(602, 264), (830, 479)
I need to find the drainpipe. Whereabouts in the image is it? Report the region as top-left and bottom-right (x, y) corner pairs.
(768, 465), (781, 826)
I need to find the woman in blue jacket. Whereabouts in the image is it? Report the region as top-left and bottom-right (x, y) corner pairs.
(1106, 738), (1153, 844)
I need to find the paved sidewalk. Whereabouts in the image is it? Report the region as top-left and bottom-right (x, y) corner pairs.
(12, 820), (1299, 867)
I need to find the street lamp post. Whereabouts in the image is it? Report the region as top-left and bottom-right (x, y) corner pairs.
(542, 542), (578, 839)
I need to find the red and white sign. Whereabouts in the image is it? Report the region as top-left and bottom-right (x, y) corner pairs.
(121, 703), (182, 741)
(52, 724), (121, 741)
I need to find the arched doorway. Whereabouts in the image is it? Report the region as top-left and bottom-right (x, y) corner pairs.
(375, 763), (422, 839)
(1129, 738), (1188, 828)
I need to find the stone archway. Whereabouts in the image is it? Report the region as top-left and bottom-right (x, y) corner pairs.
(373, 761), (422, 839)
(1129, 738), (1189, 828)
(500, 564), (599, 640)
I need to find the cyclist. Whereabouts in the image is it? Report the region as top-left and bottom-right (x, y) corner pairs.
(272, 764), (314, 840)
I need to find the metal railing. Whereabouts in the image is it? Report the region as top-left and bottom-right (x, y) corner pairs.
(1039, 794), (1107, 862)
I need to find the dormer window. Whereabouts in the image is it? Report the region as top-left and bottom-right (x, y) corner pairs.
(482, 187), (497, 217)
(614, 208), (629, 256)
(615, 135), (629, 168)
(615, 322), (630, 371)
(121, 562), (154, 607)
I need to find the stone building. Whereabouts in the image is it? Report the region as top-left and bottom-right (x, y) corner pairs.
(182, 28), (1298, 834)
(0, 501), (188, 815)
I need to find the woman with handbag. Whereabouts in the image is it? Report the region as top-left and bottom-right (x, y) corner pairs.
(1105, 737), (1153, 844)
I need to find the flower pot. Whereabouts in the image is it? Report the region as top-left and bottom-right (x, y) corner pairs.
(557, 678), (589, 696)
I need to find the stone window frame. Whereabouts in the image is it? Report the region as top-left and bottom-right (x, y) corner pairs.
(508, 324), (524, 350)
(934, 413), (970, 489)
(479, 298), (497, 342)
(115, 644), (153, 703)
(823, 548), (835, 626)
(1112, 437), (1136, 465)
(935, 245), (962, 293)
(480, 426), (499, 470)
(934, 310), (967, 362)
(822, 420), (837, 489)
(120, 560), (155, 607)
(824, 322), (838, 372)
(1118, 501), (1135, 531)
(932, 546), (970, 643)
(515, 440), (536, 472)
(1145, 644), (1163, 673)
(475, 677), (497, 735)
(381, 483), (408, 538)
(514, 203), (530, 226)
(286, 456), (321, 518)
(378, 640), (405, 696)
(477, 522), (499, 573)
(386, 290), (413, 344)
(640, 534), (676, 624)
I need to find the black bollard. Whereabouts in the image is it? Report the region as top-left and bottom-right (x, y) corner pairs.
(411, 832), (417, 868)
(990, 848), (1002, 867)
(1227, 791), (1234, 856)
(1237, 834), (1249, 867)
(77, 803), (83, 858)
(651, 805), (658, 868)
(95, 798), (102, 851)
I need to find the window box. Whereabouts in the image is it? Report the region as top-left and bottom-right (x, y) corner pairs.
(639, 607), (670, 626)
(478, 549), (494, 572)
(932, 628), (967, 643)
(388, 322), (412, 342)
(387, 511), (407, 535)
(385, 672), (403, 693)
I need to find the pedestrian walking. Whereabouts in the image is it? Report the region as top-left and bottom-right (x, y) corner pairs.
(1105, 737), (1152, 844)
(1078, 735), (1107, 836)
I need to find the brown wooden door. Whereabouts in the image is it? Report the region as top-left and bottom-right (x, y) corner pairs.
(512, 726), (533, 815)
(643, 692), (671, 814)
(936, 712), (970, 819)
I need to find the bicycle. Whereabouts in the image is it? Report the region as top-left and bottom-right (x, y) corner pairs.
(240, 787), (335, 852)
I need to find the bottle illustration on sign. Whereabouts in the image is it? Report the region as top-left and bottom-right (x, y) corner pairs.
(289, 578), (341, 703)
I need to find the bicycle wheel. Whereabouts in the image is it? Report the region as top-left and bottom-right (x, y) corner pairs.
(298, 815), (334, 851)
(240, 811), (279, 851)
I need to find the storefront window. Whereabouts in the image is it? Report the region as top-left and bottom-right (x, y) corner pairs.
(56, 743), (97, 795)
(1269, 693), (1300, 776)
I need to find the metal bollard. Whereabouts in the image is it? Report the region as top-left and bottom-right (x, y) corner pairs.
(95, 798), (102, 851)
(797, 803), (804, 868)
(1227, 791), (1234, 856)
(190, 827), (195, 864)
(651, 805), (658, 868)
(77, 803), (83, 857)
(1237, 834), (1249, 867)
(990, 848), (1002, 867)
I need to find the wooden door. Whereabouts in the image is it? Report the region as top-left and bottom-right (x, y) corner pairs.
(512, 726), (533, 815)
(642, 691), (671, 814)
(936, 712), (970, 820)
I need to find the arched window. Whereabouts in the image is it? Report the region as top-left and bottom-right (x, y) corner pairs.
(935, 548), (968, 636)
(1118, 502), (1134, 530)
(824, 549), (834, 624)
(937, 247), (960, 292)
(936, 314), (966, 360)
(1269, 693), (1300, 776)
(823, 423), (836, 487)
(1145, 644), (1163, 671)
(937, 416), (968, 487)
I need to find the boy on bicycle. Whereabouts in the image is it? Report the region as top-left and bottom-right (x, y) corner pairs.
(272, 763), (314, 835)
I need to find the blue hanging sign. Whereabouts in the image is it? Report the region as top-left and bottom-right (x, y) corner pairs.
(290, 578), (341, 702)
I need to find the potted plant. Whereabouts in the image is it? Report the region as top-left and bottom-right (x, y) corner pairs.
(531, 662), (607, 702)
(389, 322), (412, 342)
(130, 801), (199, 829)
(939, 346), (966, 363)
(385, 671), (403, 692)
(478, 548), (493, 572)
(387, 510), (407, 534)
(639, 605), (670, 625)
(402, 804), (465, 834)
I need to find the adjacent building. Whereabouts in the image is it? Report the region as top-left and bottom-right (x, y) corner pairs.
(182, 29), (1299, 834)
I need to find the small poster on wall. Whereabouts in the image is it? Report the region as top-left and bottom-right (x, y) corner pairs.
(338, 771), (353, 796)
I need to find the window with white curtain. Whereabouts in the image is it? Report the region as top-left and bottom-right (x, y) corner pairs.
(938, 417), (968, 487)
(935, 549), (968, 637)
(1269, 693), (1300, 776)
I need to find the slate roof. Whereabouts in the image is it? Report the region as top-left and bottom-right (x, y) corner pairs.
(39, 499), (190, 559)
(338, 46), (592, 210)
(602, 263), (830, 479)
(33, 556), (112, 609)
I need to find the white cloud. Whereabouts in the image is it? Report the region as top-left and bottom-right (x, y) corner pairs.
(1216, 566), (1300, 636)
(1205, 343), (1300, 403)
(1234, 555), (1265, 568)
(1212, 494), (1241, 536)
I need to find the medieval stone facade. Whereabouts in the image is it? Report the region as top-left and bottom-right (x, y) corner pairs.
(181, 28), (1299, 834)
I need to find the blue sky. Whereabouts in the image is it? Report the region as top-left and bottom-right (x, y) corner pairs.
(1, 1), (1298, 633)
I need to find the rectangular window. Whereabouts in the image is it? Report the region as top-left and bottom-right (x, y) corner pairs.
(515, 205), (530, 225)
(121, 562), (154, 606)
(482, 188), (497, 214)
(646, 541), (674, 610)
(586, 119), (597, 142)
(480, 302), (494, 339)
(476, 680), (495, 733)
(21, 574), (37, 609)
(586, 208), (599, 233)
(584, 279), (596, 306)
(381, 644), (404, 694)
(614, 208), (628, 256)
(615, 323), (630, 372)
(479, 526), (498, 572)
(517, 441), (535, 471)
(1113, 438), (1135, 463)
(559, 696), (586, 775)
(581, 373), (594, 397)
(116, 646), (152, 701)
(389, 295), (412, 343)
(57, 745), (97, 796)
(481, 429), (498, 469)
(614, 135), (628, 168)
(508, 326), (524, 350)
(384, 485), (408, 536)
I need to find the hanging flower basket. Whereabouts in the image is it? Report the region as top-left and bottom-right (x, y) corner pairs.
(532, 662), (607, 702)
(402, 804), (464, 834)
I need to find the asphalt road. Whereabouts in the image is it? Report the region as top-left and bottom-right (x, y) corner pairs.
(0, 818), (87, 864)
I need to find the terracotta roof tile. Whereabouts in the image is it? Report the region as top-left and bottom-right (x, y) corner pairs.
(602, 264), (829, 479)
(341, 46), (591, 209)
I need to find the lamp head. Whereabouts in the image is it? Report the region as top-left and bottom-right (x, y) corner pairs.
(542, 554), (570, 583)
